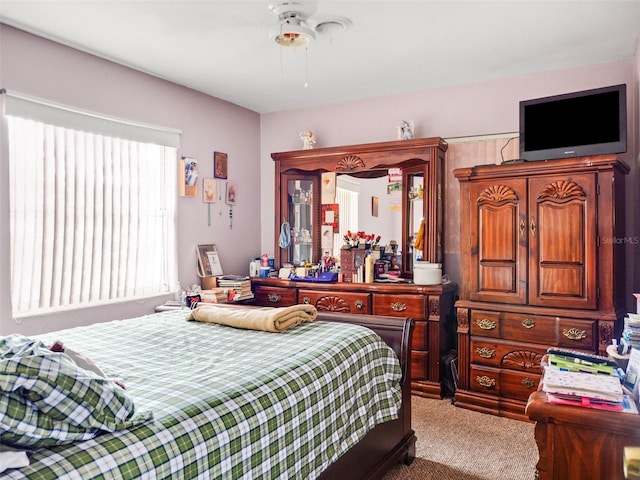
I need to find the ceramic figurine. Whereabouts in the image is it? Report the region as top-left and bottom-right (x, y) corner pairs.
(300, 130), (316, 149)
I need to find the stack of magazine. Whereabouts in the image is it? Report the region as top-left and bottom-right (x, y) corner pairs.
(543, 348), (636, 413)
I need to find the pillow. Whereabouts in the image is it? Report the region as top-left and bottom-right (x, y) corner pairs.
(0, 334), (152, 448)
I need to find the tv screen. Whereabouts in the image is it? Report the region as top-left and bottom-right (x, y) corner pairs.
(519, 84), (627, 161)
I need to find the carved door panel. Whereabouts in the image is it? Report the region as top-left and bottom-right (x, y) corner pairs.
(469, 179), (528, 304)
(527, 173), (597, 309)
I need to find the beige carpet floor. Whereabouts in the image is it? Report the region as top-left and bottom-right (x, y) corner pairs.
(382, 397), (538, 480)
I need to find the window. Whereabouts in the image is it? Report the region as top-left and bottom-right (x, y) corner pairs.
(5, 94), (179, 316)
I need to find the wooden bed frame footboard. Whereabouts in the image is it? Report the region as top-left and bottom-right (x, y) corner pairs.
(316, 312), (416, 480)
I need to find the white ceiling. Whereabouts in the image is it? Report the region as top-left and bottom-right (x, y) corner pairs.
(1, 1), (639, 114)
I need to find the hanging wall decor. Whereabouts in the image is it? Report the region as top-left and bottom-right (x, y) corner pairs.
(179, 156), (198, 197)
(203, 178), (216, 226)
(226, 182), (237, 205)
(203, 178), (216, 203)
(214, 151), (228, 179)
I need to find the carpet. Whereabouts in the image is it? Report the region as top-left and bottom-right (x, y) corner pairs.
(382, 397), (538, 480)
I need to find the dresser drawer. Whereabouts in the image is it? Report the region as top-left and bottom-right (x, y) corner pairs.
(500, 312), (556, 344)
(373, 294), (425, 319)
(470, 339), (546, 373)
(253, 286), (297, 307)
(558, 318), (596, 349)
(299, 289), (370, 315)
(469, 310), (501, 338)
(411, 351), (429, 381)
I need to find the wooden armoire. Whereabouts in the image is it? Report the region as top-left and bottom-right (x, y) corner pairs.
(453, 154), (629, 419)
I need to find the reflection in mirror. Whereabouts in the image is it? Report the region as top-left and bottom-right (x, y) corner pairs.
(328, 173), (402, 260)
(406, 172), (424, 272)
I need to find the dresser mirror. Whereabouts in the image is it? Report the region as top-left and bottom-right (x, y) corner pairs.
(271, 137), (447, 278)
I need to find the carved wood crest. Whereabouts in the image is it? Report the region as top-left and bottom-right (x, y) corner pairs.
(315, 295), (352, 313)
(335, 155), (366, 172)
(502, 350), (543, 369)
(538, 180), (585, 201)
(477, 185), (518, 205)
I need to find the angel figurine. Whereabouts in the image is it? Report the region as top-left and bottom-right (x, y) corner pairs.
(398, 120), (414, 140)
(299, 130), (316, 150)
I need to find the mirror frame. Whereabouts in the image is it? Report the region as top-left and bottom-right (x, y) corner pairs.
(271, 137), (448, 278)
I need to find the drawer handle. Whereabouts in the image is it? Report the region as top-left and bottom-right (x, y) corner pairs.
(562, 328), (587, 341)
(302, 296), (311, 304)
(476, 319), (496, 330)
(521, 318), (535, 329)
(476, 347), (496, 359)
(267, 294), (281, 303)
(354, 300), (364, 310)
(391, 302), (407, 312)
(476, 375), (496, 389)
(522, 378), (536, 389)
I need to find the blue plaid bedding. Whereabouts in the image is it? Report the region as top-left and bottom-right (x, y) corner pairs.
(1, 310), (402, 479)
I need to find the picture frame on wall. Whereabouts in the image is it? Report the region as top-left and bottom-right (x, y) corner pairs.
(226, 182), (237, 205)
(214, 151), (228, 179)
(203, 178), (216, 203)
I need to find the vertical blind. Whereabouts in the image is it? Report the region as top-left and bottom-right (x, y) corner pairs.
(5, 94), (179, 316)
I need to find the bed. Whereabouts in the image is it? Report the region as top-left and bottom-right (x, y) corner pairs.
(0, 306), (415, 479)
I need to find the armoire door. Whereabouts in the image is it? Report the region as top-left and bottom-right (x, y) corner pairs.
(469, 178), (528, 304)
(527, 173), (597, 309)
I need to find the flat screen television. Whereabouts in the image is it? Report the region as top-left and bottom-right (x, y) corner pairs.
(519, 84), (627, 161)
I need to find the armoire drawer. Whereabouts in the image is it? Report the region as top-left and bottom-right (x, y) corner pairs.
(499, 369), (540, 402)
(469, 310), (501, 338)
(470, 339), (546, 373)
(253, 286), (297, 307)
(557, 318), (596, 349)
(373, 294), (425, 319)
(500, 312), (556, 344)
(469, 365), (500, 396)
(469, 365), (540, 402)
(299, 289), (371, 315)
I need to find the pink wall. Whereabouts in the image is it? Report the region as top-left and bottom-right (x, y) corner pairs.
(260, 59), (639, 310)
(0, 25), (261, 335)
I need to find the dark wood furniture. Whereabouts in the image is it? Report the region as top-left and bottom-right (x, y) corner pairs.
(271, 137), (448, 277)
(526, 387), (640, 479)
(318, 311), (416, 479)
(252, 277), (457, 398)
(453, 155), (629, 419)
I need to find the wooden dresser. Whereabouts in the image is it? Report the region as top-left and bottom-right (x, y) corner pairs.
(527, 388), (640, 479)
(453, 155), (629, 419)
(251, 277), (457, 398)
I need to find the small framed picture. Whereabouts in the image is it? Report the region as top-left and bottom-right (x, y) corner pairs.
(214, 151), (227, 179)
(196, 244), (223, 277)
(203, 178), (216, 203)
(226, 181), (237, 205)
(372, 196), (379, 217)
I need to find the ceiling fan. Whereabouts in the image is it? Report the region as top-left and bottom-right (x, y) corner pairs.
(268, 1), (352, 48)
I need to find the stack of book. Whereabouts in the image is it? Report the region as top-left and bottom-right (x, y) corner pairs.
(216, 275), (253, 302)
(200, 289), (228, 304)
(543, 348), (636, 412)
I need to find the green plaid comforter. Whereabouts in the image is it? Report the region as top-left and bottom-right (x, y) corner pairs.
(2, 310), (402, 479)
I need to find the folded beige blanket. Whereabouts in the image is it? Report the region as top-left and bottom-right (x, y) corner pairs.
(186, 304), (317, 333)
